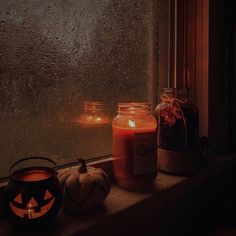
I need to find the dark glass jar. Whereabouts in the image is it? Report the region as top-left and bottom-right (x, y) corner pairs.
(112, 103), (157, 190)
(155, 88), (199, 151)
(5, 157), (62, 229)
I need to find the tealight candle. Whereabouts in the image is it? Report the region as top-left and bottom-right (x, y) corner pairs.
(75, 101), (110, 126)
(12, 167), (54, 182)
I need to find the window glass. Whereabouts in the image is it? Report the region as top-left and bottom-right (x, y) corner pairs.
(0, 0), (168, 177)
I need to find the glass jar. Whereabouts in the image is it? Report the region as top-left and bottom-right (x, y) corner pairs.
(69, 100), (111, 159)
(76, 101), (110, 126)
(155, 88), (199, 151)
(112, 103), (157, 190)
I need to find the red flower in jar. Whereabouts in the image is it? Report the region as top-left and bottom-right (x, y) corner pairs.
(161, 104), (182, 127)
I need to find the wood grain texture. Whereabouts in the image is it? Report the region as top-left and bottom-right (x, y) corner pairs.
(176, 0), (209, 137)
(175, 0), (229, 155)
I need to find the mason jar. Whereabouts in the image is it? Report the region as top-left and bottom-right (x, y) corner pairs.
(155, 88), (199, 151)
(112, 103), (157, 190)
(77, 101), (110, 126)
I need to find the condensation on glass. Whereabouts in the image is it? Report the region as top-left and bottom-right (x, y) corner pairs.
(0, 0), (166, 177)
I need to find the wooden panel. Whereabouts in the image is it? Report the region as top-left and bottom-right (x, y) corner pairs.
(195, 0), (209, 137)
(176, 0), (229, 155)
(176, 0), (209, 137)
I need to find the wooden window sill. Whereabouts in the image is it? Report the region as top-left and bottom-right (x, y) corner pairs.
(1, 154), (236, 236)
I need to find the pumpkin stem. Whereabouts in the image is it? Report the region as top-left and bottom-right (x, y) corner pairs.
(78, 159), (87, 173)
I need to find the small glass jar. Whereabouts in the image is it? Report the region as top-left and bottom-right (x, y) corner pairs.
(155, 88), (199, 151)
(76, 101), (110, 126)
(112, 103), (157, 190)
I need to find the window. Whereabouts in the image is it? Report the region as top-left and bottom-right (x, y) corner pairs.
(0, 0), (174, 177)
(0, 0), (230, 178)
(174, 0), (229, 156)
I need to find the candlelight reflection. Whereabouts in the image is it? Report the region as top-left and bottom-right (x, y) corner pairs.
(128, 120), (136, 128)
(75, 101), (110, 126)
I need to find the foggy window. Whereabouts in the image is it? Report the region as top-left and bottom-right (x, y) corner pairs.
(0, 0), (168, 177)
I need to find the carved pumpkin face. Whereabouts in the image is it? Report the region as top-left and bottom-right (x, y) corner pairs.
(9, 189), (55, 220)
(6, 158), (62, 227)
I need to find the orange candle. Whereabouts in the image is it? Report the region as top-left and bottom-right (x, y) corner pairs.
(13, 167), (54, 182)
(112, 103), (157, 190)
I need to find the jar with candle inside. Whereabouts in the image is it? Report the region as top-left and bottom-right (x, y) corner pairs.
(112, 103), (157, 190)
(76, 101), (110, 126)
(5, 157), (62, 229)
(69, 101), (111, 159)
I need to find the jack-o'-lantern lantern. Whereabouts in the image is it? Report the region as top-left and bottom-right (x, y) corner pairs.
(5, 157), (62, 228)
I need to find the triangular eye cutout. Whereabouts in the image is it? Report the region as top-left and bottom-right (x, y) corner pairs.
(27, 197), (38, 208)
(14, 193), (23, 204)
(44, 190), (53, 200)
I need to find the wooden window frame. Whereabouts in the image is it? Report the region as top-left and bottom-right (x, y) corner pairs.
(175, 0), (209, 136)
(175, 0), (227, 156)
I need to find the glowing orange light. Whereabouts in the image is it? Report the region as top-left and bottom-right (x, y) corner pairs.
(74, 101), (110, 126)
(128, 120), (136, 128)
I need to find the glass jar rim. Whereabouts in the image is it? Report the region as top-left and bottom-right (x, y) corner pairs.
(117, 102), (151, 115)
(161, 87), (177, 92)
(161, 87), (191, 92)
(83, 101), (105, 111)
(118, 102), (150, 108)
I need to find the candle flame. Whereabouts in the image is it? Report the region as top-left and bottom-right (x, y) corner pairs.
(128, 120), (136, 128)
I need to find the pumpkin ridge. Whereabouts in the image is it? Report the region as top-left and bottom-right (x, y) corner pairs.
(96, 183), (110, 196)
(77, 182), (97, 208)
(101, 171), (110, 187)
(64, 185), (81, 208)
(76, 178), (81, 188)
(65, 182), (98, 209)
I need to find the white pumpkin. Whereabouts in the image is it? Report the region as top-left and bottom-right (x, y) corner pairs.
(58, 159), (110, 212)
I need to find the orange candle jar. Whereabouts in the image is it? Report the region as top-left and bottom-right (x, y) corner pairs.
(112, 103), (157, 190)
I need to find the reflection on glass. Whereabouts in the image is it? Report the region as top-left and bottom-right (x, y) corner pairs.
(75, 101), (110, 126)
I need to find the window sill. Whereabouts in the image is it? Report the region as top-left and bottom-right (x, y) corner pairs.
(1, 154), (236, 236)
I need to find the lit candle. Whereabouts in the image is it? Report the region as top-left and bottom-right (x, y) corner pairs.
(112, 103), (157, 190)
(6, 157), (62, 227)
(74, 101), (110, 126)
(13, 168), (54, 182)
